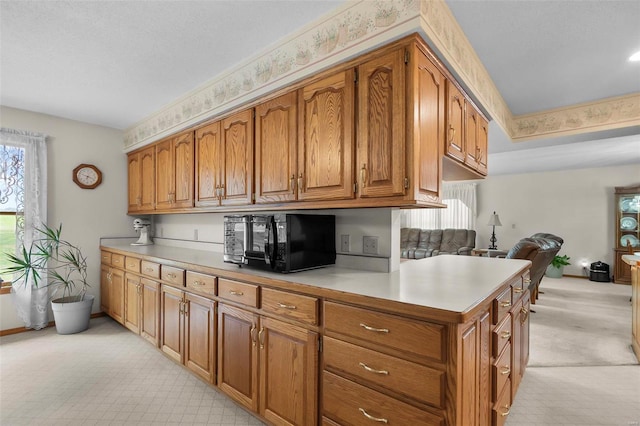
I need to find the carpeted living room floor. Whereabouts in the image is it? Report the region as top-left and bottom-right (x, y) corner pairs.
(0, 276), (638, 425)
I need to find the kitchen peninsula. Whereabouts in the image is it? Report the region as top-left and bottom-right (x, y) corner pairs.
(100, 241), (531, 426)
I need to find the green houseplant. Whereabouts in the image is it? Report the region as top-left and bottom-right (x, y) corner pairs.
(3, 223), (94, 334)
(546, 254), (571, 278)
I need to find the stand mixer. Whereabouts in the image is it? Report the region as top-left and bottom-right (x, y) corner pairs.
(131, 218), (153, 246)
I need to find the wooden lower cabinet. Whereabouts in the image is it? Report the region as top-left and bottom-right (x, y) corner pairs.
(217, 304), (319, 426)
(161, 285), (216, 383)
(101, 266), (124, 325)
(124, 273), (142, 334)
(631, 262), (640, 360)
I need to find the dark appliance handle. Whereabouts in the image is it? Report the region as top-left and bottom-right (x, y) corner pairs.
(264, 216), (277, 269)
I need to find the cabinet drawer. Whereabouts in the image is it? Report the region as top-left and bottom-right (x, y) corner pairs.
(111, 254), (125, 268)
(218, 278), (259, 308)
(323, 337), (444, 408)
(161, 265), (185, 287)
(492, 287), (512, 325)
(493, 314), (512, 357)
(140, 261), (160, 279)
(492, 341), (512, 401)
(492, 378), (512, 426)
(125, 257), (141, 273)
(511, 273), (528, 301)
(323, 372), (443, 426)
(186, 271), (216, 297)
(101, 251), (112, 265)
(261, 287), (318, 325)
(324, 301), (445, 363)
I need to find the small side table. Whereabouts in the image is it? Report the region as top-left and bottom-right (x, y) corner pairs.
(471, 249), (508, 258)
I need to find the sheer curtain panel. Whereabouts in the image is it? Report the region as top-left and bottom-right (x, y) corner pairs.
(1, 128), (48, 330)
(401, 182), (477, 230)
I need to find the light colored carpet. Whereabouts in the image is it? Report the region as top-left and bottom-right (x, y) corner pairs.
(528, 276), (638, 367)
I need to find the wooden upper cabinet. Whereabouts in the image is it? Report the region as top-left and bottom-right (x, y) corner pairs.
(476, 115), (489, 175)
(411, 46), (444, 202)
(298, 70), (355, 201)
(221, 109), (254, 206)
(357, 48), (406, 198)
(156, 132), (194, 210)
(127, 145), (155, 213)
(465, 105), (480, 170)
(195, 120), (222, 207)
(446, 80), (465, 162)
(255, 92), (298, 204)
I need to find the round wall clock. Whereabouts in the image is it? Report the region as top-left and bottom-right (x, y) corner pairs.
(72, 164), (103, 189)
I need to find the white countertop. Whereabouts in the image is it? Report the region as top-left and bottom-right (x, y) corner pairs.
(101, 242), (531, 315)
(622, 254), (640, 266)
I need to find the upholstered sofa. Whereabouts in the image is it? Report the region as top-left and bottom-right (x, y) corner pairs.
(400, 228), (476, 259)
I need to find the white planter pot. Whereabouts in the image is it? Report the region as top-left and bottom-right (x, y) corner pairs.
(545, 264), (564, 279)
(51, 295), (94, 335)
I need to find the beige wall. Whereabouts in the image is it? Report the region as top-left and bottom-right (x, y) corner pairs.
(0, 106), (132, 331)
(475, 164), (640, 277)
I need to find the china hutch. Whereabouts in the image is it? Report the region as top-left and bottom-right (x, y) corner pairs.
(614, 185), (640, 284)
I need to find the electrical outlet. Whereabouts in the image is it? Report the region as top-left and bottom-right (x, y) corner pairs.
(363, 236), (378, 255)
(340, 234), (350, 252)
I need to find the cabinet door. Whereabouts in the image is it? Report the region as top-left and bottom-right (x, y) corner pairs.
(100, 265), (111, 314)
(127, 152), (142, 212)
(298, 70), (355, 201)
(221, 109), (253, 206)
(172, 132), (194, 209)
(124, 273), (141, 334)
(110, 268), (125, 325)
(512, 291), (530, 400)
(259, 317), (318, 426)
(255, 92), (298, 203)
(411, 48), (443, 202)
(476, 115), (488, 175)
(446, 80), (465, 162)
(161, 285), (184, 363)
(195, 121), (222, 207)
(459, 320), (479, 426)
(184, 293), (216, 383)
(465, 105), (480, 169)
(140, 278), (160, 347)
(357, 49), (406, 198)
(217, 304), (259, 412)
(139, 146), (156, 211)
(155, 139), (174, 210)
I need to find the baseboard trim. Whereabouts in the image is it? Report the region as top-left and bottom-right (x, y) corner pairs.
(562, 274), (589, 279)
(0, 312), (106, 337)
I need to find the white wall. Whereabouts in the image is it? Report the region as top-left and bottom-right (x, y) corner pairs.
(475, 164), (640, 276)
(1, 106), (132, 331)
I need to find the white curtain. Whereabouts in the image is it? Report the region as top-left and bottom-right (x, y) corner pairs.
(1, 128), (48, 330)
(401, 182), (477, 229)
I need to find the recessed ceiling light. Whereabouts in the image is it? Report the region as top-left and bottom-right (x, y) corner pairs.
(629, 50), (640, 62)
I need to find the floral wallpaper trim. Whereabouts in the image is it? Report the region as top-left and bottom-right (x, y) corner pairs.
(123, 0), (421, 150)
(510, 93), (640, 141)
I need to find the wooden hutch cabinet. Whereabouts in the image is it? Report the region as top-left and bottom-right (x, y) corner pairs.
(614, 185), (640, 284)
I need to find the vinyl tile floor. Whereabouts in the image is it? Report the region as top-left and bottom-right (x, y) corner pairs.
(1, 317), (639, 425)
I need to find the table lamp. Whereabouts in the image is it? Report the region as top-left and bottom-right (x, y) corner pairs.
(487, 211), (502, 250)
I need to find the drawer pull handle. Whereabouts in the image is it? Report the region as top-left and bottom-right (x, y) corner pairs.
(145, 267), (154, 273)
(277, 303), (297, 310)
(229, 290), (244, 296)
(167, 273), (177, 279)
(250, 324), (257, 347)
(500, 331), (511, 339)
(360, 323), (389, 333)
(359, 362), (389, 375)
(500, 405), (511, 417)
(500, 301), (511, 308)
(191, 281), (204, 286)
(258, 328), (265, 349)
(500, 366), (511, 376)
(521, 307), (529, 323)
(523, 278), (531, 284)
(513, 288), (524, 294)
(358, 408), (388, 423)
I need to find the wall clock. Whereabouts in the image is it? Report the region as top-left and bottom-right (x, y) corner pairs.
(72, 164), (102, 189)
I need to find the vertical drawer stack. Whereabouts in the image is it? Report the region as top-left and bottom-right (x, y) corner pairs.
(322, 301), (446, 426)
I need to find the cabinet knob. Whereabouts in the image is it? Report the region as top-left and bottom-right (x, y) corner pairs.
(360, 164), (367, 189)
(297, 174), (304, 193)
(290, 175), (296, 194)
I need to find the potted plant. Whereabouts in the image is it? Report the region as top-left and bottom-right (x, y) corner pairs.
(546, 254), (571, 278)
(3, 223), (93, 334)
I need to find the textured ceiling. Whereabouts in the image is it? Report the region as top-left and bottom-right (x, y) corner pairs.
(1, 0), (638, 175)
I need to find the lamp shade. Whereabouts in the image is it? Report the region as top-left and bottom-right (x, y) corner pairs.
(487, 212), (502, 227)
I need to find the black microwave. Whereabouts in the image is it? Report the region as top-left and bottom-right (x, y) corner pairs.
(223, 214), (336, 272)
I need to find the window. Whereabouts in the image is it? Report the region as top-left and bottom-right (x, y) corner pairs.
(401, 182), (477, 230)
(0, 144), (25, 291)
